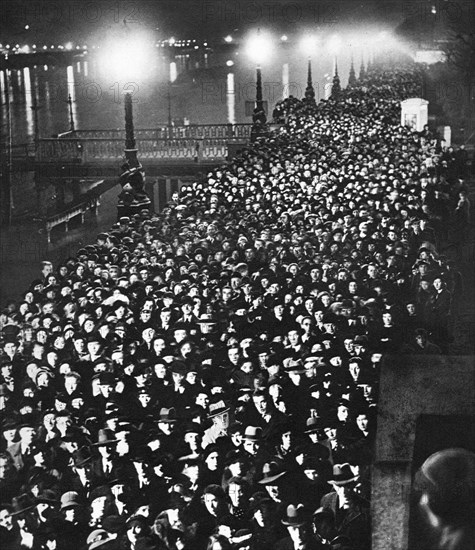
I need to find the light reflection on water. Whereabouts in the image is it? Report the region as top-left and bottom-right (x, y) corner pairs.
(226, 72), (236, 125)
(282, 63), (289, 99)
(23, 67), (34, 136)
(66, 65), (78, 131)
(0, 47), (356, 143)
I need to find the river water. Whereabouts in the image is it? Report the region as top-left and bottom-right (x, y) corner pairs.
(1, 44), (357, 144)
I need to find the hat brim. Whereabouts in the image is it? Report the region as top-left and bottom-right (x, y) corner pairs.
(36, 497), (58, 505)
(258, 471), (287, 485)
(304, 425), (323, 434)
(74, 456), (93, 467)
(93, 439), (118, 446)
(89, 537), (113, 550)
(242, 436), (261, 442)
(281, 518), (307, 527)
(11, 504), (36, 516)
(328, 475), (358, 485)
(208, 407), (230, 418)
(61, 502), (81, 510)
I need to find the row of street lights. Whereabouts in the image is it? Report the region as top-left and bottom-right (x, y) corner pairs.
(118, 27), (385, 151)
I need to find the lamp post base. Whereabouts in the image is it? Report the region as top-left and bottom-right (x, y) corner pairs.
(124, 148), (139, 168)
(117, 162), (152, 220)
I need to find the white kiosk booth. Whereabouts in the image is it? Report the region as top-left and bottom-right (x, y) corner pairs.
(400, 98), (429, 132)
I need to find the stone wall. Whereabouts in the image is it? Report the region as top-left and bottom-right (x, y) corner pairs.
(372, 355), (475, 550)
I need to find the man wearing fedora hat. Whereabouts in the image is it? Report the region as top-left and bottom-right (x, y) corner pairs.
(10, 493), (40, 549)
(7, 421), (37, 471)
(202, 399), (231, 449)
(89, 429), (122, 483)
(276, 503), (324, 549)
(0, 502), (21, 550)
(319, 464), (370, 549)
(70, 445), (97, 498)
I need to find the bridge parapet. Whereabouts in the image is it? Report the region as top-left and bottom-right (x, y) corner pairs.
(58, 123), (253, 141)
(39, 123), (284, 165)
(37, 137), (249, 163)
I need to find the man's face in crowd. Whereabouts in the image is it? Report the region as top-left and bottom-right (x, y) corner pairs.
(1, 363), (13, 379)
(228, 347), (240, 365)
(222, 287), (232, 302)
(3, 428), (17, 444)
(228, 482), (244, 507)
(337, 405), (349, 422)
(73, 338), (86, 353)
(274, 304), (284, 318)
(356, 414), (369, 432)
(100, 383), (113, 398)
(205, 451), (219, 471)
(253, 394), (268, 416)
(109, 266), (120, 279)
(87, 341), (101, 356)
(3, 343), (17, 357)
(160, 310), (172, 324)
(140, 309), (152, 323)
(243, 439), (259, 455)
(433, 278), (443, 292)
(204, 493), (220, 516)
(20, 426), (36, 444)
(287, 330), (300, 346)
(0, 507), (13, 530)
(174, 329), (187, 343)
(288, 524), (310, 547)
(138, 392), (151, 407)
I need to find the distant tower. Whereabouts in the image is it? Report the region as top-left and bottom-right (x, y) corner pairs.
(367, 54), (373, 72)
(359, 57), (366, 80)
(348, 56), (356, 87)
(331, 60), (341, 98)
(304, 58), (316, 106)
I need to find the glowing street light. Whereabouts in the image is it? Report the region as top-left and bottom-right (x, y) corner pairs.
(246, 29), (274, 66)
(97, 27), (153, 217)
(97, 33), (155, 82)
(300, 35), (318, 56)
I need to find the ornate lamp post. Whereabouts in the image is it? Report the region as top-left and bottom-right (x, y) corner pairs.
(331, 60), (341, 98)
(305, 59), (316, 105)
(123, 91), (139, 168)
(67, 94), (75, 133)
(300, 36), (318, 107)
(117, 89), (151, 218)
(348, 55), (356, 87)
(252, 63), (267, 141)
(97, 25), (156, 217)
(247, 30), (272, 142)
(329, 35), (342, 99)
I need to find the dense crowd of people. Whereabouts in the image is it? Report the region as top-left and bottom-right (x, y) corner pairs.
(0, 61), (471, 550)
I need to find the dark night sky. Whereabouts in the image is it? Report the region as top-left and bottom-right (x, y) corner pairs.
(0, 0), (422, 43)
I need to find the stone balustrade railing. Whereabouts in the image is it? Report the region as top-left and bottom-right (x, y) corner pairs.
(39, 123), (284, 164)
(57, 124), (253, 141)
(37, 137), (248, 163)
